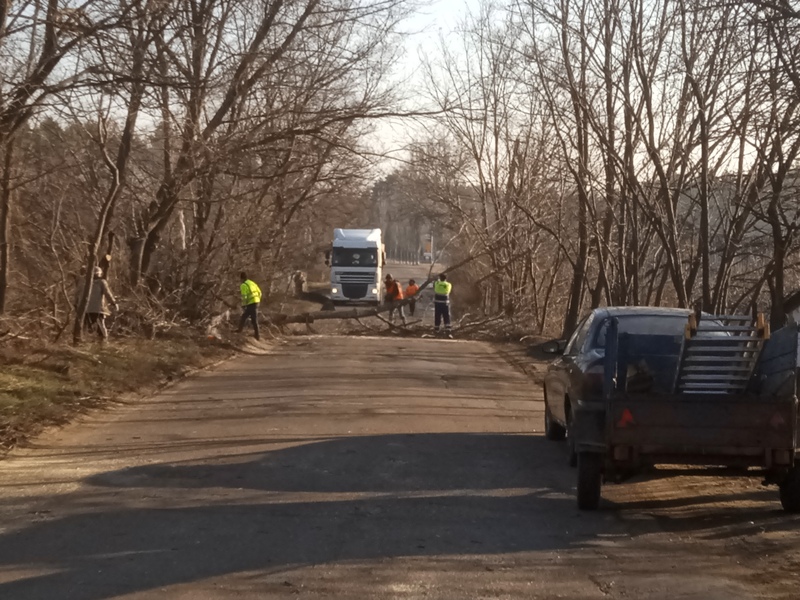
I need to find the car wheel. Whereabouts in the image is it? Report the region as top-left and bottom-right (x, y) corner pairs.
(544, 401), (567, 441)
(577, 452), (603, 510)
(566, 405), (577, 467)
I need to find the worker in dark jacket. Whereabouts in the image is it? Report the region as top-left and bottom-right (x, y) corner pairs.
(384, 273), (407, 326)
(433, 273), (452, 338)
(237, 272), (262, 340)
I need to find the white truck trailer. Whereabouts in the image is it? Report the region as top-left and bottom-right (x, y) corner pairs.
(327, 228), (385, 305)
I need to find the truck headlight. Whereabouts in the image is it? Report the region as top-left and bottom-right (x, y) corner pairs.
(371, 288), (378, 295)
(331, 288), (338, 294)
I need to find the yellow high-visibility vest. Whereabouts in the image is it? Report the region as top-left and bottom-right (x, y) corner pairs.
(240, 280), (262, 306)
(434, 280), (452, 295)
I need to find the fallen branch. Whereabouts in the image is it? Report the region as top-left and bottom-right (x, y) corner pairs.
(354, 317), (379, 332)
(375, 314), (423, 333)
(270, 252), (485, 326)
(456, 314), (508, 335)
(0, 329), (31, 343)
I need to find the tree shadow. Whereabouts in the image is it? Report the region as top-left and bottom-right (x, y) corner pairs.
(87, 433), (553, 494)
(0, 434), (614, 599)
(2, 433), (798, 598)
(604, 467), (800, 539)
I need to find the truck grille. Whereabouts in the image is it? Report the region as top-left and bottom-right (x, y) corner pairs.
(339, 271), (375, 284)
(343, 283), (369, 299)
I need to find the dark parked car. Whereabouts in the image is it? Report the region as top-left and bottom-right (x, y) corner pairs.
(542, 307), (698, 465)
(541, 306), (799, 513)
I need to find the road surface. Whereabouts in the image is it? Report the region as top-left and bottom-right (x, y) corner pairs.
(0, 336), (799, 599)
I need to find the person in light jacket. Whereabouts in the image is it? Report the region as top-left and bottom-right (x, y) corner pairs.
(86, 266), (118, 341)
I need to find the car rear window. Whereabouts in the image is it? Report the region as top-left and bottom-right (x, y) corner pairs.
(593, 315), (689, 348)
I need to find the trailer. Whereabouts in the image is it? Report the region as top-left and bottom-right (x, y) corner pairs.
(571, 313), (800, 511)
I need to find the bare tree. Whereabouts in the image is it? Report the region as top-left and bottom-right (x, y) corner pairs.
(0, 0), (131, 313)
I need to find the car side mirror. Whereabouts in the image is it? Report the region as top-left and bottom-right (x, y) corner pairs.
(541, 339), (566, 355)
(324, 250), (331, 267)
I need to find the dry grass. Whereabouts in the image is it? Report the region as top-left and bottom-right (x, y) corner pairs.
(0, 331), (232, 452)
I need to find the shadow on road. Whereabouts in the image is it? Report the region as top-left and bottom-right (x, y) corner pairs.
(1, 433), (798, 598)
(0, 433), (594, 598)
(89, 433), (554, 493)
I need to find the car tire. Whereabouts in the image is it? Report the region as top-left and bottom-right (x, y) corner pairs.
(566, 406), (577, 467)
(577, 452), (603, 510)
(544, 394), (566, 441)
(780, 466), (800, 513)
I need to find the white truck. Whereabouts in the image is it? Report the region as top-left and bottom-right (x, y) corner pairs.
(326, 228), (385, 305)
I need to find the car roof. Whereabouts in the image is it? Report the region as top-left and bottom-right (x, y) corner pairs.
(589, 306), (693, 319)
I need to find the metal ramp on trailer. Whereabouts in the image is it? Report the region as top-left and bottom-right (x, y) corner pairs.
(672, 313), (770, 394)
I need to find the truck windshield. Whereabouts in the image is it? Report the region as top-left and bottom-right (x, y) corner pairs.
(332, 248), (378, 267)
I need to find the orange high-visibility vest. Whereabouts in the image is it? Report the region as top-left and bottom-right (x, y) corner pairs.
(386, 280), (403, 300)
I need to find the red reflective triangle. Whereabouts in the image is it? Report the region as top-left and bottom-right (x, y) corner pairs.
(617, 408), (635, 428)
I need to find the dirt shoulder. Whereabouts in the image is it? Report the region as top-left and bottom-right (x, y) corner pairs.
(0, 332), (235, 452)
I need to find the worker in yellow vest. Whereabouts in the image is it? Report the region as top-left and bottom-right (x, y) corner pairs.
(433, 273), (453, 338)
(237, 271), (262, 340)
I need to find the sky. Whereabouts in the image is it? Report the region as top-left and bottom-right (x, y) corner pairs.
(368, 0), (482, 171)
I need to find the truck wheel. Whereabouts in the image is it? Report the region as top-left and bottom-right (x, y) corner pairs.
(780, 467), (800, 513)
(544, 403), (566, 441)
(577, 452), (603, 510)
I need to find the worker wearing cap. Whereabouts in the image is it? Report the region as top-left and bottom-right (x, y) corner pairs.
(433, 273), (452, 337)
(384, 273), (407, 326)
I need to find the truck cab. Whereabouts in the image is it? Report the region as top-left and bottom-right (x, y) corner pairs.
(327, 228), (385, 306)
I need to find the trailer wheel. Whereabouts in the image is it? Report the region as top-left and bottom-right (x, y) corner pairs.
(544, 404), (566, 441)
(577, 452), (603, 510)
(779, 467), (800, 513)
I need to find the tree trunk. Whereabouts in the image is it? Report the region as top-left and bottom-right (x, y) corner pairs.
(768, 197), (787, 330)
(0, 139), (12, 314)
(73, 31), (148, 343)
(563, 200), (588, 336)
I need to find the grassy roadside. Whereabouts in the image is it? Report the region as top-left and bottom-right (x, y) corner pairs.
(0, 332), (234, 452)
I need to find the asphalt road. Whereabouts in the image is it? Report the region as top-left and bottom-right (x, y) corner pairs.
(0, 337), (799, 599)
